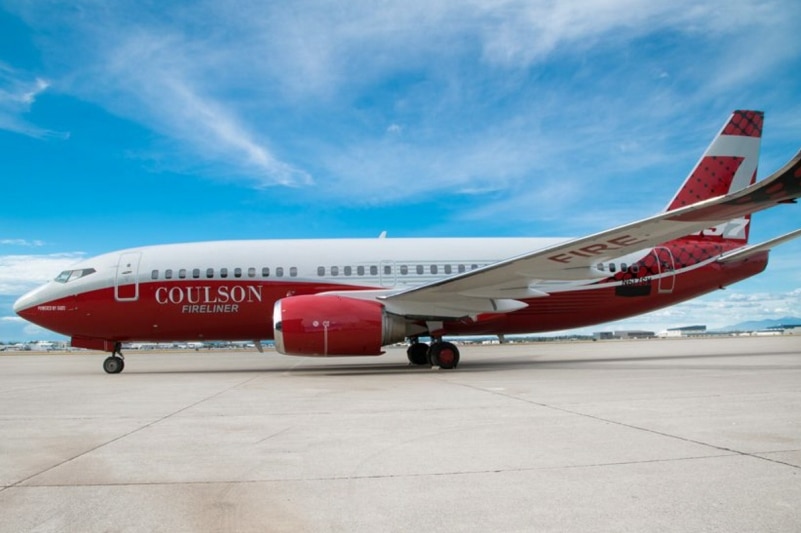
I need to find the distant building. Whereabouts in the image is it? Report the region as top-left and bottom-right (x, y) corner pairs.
(767, 324), (801, 335)
(593, 330), (655, 340)
(662, 325), (707, 338)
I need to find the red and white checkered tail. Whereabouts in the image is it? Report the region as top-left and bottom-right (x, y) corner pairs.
(665, 110), (763, 243)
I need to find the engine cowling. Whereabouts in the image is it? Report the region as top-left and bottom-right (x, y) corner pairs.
(273, 295), (409, 356)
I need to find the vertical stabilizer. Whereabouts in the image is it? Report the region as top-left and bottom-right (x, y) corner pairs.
(666, 110), (763, 243)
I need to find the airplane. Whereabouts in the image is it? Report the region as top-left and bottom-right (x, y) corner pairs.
(13, 110), (801, 373)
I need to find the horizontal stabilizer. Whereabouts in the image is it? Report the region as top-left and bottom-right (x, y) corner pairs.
(718, 228), (801, 263)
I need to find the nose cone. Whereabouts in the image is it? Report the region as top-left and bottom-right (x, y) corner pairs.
(13, 283), (75, 337)
(14, 284), (51, 319)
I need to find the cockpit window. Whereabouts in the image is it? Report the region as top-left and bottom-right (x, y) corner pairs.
(54, 268), (96, 283)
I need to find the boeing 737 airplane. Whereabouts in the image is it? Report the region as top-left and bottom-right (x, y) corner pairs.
(14, 110), (801, 373)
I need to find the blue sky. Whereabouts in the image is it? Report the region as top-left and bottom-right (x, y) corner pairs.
(2, 0), (801, 342)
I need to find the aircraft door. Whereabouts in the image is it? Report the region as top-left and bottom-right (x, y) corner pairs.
(115, 252), (141, 301)
(653, 247), (675, 294)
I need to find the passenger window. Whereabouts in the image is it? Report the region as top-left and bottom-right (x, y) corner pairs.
(621, 263), (628, 273)
(357, 266), (365, 276)
(331, 266), (339, 276)
(318, 266), (325, 276)
(383, 265), (391, 275)
(290, 267), (298, 277)
(179, 269), (187, 279)
(609, 263), (617, 273)
(206, 268), (214, 278)
(444, 265), (452, 275)
(371, 265), (378, 276)
(248, 267), (256, 278)
(458, 265), (466, 273)
(431, 265), (438, 274)
(220, 268), (228, 278)
(400, 265), (408, 275)
(262, 267), (270, 277)
(275, 267), (283, 277)
(234, 268), (242, 278)
(597, 263), (605, 272)
(344, 266), (352, 276)
(192, 268), (200, 279)
(165, 269), (173, 280)
(471, 264), (478, 270)
(416, 265), (424, 275)
(151, 270), (159, 280)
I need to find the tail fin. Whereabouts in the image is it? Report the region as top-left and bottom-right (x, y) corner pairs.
(666, 110), (763, 243)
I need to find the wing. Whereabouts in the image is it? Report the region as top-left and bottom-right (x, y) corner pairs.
(378, 149), (801, 318)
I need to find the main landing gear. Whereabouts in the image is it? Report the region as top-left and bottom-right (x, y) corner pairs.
(406, 338), (460, 369)
(103, 342), (125, 374)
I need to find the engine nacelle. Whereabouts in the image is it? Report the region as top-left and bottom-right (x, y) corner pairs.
(273, 295), (409, 356)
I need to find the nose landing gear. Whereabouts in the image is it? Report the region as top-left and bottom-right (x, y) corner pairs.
(103, 342), (125, 374)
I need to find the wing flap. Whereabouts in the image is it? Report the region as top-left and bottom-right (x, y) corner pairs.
(316, 287), (532, 318)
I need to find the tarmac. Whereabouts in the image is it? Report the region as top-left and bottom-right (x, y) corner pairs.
(1, 336), (800, 532)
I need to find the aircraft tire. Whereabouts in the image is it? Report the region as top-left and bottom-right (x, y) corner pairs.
(407, 342), (430, 365)
(428, 342), (460, 369)
(103, 356), (124, 374)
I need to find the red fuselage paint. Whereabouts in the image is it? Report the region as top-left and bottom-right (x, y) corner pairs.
(16, 252), (768, 344)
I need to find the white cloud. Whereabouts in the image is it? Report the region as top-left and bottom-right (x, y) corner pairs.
(0, 63), (60, 138)
(596, 287), (801, 332)
(0, 253), (84, 296)
(6, 0), (797, 204)
(1, 239), (46, 247)
(70, 28), (313, 187)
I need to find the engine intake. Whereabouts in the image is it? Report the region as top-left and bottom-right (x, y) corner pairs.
(273, 295), (409, 356)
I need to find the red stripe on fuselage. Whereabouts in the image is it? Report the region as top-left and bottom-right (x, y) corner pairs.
(18, 280), (368, 342)
(18, 254), (768, 343)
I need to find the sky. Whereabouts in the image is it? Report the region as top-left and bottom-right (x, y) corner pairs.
(2, 0), (801, 342)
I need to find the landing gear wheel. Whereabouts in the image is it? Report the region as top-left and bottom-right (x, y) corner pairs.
(103, 356), (124, 374)
(407, 342), (430, 366)
(428, 341), (460, 369)
(103, 342), (125, 374)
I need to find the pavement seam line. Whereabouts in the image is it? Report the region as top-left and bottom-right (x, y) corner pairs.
(0, 453), (740, 489)
(0, 375), (263, 493)
(454, 382), (801, 471)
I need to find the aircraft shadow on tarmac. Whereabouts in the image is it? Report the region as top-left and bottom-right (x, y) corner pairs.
(299, 351), (794, 376)
(125, 349), (795, 376)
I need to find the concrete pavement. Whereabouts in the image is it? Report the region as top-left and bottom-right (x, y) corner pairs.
(1, 336), (800, 532)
